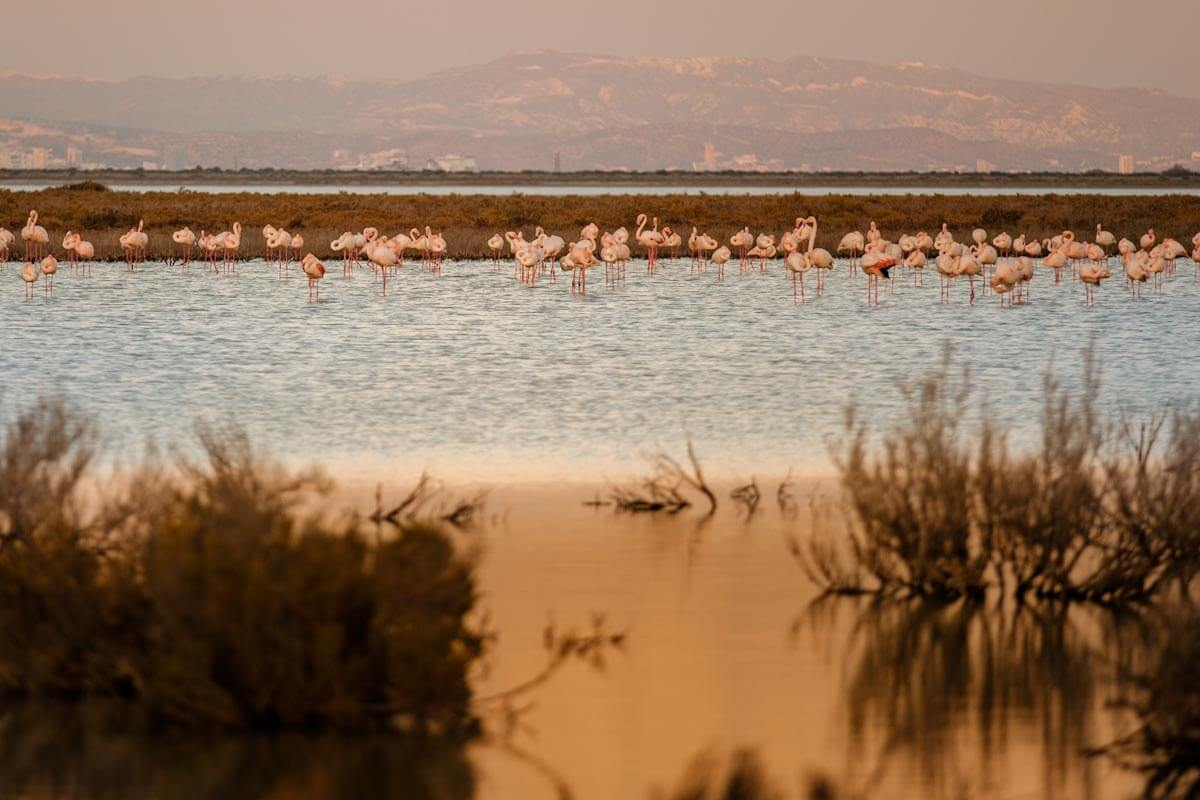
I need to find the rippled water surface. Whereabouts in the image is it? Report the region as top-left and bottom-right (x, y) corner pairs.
(3, 255), (1199, 478)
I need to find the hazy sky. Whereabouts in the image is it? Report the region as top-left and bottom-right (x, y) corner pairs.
(11, 0), (1198, 97)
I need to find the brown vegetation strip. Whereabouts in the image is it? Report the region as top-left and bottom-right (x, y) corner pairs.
(1, 183), (1198, 261)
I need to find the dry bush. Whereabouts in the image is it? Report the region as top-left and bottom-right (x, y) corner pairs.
(803, 348), (1200, 605)
(0, 402), (484, 733)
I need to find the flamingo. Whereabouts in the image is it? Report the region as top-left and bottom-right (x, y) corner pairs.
(119, 221), (148, 270)
(200, 231), (221, 271)
(1124, 251), (1149, 296)
(958, 249), (982, 302)
(1146, 248), (1167, 291)
(331, 232), (356, 276)
(267, 228), (293, 272)
(427, 228), (448, 273)
(365, 237), (400, 294)
(1013, 257), (1035, 302)
(1095, 224), (1116, 256)
(1140, 228), (1156, 252)
(636, 214), (665, 274)
(301, 253), (326, 301)
(0, 227), (14, 261)
(710, 245), (731, 280)
(21, 261), (37, 298)
(172, 227), (197, 265)
(837, 230), (864, 271)
(905, 248), (927, 284)
(935, 245), (959, 302)
(289, 233), (304, 264)
(860, 248), (898, 306)
(989, 260), (1018, 306)
(1044, 243), (1068, 283)
(730, 226), (754, 270)
(661, 226), (682, 261)
(62, 231), (79, 267)
(21, 211), (49, 260)
(688, 227), (707, 272)
(62, 232), (95, 275)
(992, 232), (1013, 258)
(1078, 262), (1112, 305)
(487, 233), (505, 265)
(220, 222), (242, 273)
(39, 255), (58, 294)
(262, 224), (278, 262)
(784, 251), (810, 303)
(751, 232), (776, 271)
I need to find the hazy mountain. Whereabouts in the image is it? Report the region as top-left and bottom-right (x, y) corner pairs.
(1, 51), (1197, 171)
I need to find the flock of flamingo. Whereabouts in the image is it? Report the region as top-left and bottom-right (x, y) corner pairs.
(4, 209), (1199, 306)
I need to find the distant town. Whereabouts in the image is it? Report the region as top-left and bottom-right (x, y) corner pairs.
(3, 141), (1199, 176)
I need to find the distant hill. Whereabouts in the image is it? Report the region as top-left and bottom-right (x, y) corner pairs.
(1, 52), (1198, 171)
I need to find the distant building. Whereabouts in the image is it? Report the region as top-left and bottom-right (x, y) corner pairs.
(424, 154), (478, 173)
(1117, 155), (1135, 175)
(30, 148), (49, 169)
(66, 145), (83, 167)
(975, 159), (996, 174)
(1191, 150), (1200, 162)
(553, 151), (561, 172)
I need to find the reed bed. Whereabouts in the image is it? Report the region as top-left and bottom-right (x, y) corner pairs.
(1, 182), (1198, 262)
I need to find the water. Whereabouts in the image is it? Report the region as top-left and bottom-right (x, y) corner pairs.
(0, 488), (1151, 799)
(5, 180), (1200, 197)
(2, 256), (1198, 481)
(2, 256), (1194, 797)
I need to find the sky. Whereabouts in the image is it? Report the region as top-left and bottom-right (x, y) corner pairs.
(10, 0), (1199, 97)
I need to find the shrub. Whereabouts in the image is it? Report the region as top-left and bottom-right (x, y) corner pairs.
(0, 403), (484, 733)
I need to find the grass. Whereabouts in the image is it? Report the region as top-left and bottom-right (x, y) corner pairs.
(0, 401), (485, 733)
(796, 347), (1200, 604)
(2, 184), (1199, 261)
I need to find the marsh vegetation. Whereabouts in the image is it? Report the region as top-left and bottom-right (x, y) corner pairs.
(3, 184), (1199, 261)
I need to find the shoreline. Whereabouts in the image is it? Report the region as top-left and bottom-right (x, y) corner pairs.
(3, 168), (1200, 190)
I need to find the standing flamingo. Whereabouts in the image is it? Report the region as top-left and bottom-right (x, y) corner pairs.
(22, 211), (49, 260)
(173, 227), (197, 266)
(636, 214), (664, 274)
(1078, 262), (1112, 305)
(21, 261), (38, 297)
(301, 253), (326, 301)
(487, 233), (505, 265)
(710, 245), (731, 280)
(0, 227), (14, 261)
(40, 255), (58, 294)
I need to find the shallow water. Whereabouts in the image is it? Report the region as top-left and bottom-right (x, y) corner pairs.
(0, 485), (1151, 799)
(2, 255), (1198, 481)
(5, 180), (1200, 197)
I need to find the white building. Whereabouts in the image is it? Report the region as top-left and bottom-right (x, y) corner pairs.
(424, 154), (478, 173)
(1117, 154), (1135, 175)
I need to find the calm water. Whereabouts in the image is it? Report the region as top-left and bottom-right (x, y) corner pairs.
(0, 488), (1151, 799)
(2, 255), (1198, 480)
(3, 255), (1195, 798)
(5, 180), (1200, 196)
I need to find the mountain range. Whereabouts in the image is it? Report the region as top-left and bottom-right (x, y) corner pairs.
(1, 51), (1198, 172)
